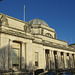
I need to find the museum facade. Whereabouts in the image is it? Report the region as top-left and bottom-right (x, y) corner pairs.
(0, 13), (75, 72)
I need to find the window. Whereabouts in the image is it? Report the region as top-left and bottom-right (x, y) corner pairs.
(45, 33), (53, 38)
(35, 52), (38, 66)
(12, 48), (19, 66)
(12, 42), (21, 69)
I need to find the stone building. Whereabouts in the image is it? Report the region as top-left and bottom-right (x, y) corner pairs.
(0, 13), (75, 72)
(69, 44), (75, 49)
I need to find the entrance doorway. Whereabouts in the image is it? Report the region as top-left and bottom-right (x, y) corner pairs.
(45, 50), (49, 70)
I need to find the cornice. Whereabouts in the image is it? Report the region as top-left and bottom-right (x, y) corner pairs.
(0, 28), (34, 40)
(34, 34), (66, 43)
(32, 39), (75, 52)
(32, 40), (42, 45)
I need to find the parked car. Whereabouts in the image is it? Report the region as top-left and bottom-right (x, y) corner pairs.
(28, 73), (33, 75)
(39, 71), (57, 75)
(57, 72), (72, 75)
(34, 69), (44, 75)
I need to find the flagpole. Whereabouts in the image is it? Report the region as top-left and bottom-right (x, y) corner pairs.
(24, 5), (25, 21)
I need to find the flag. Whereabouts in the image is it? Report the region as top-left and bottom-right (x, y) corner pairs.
(24, 5), (25, 11)
(24, 5), (25, 21)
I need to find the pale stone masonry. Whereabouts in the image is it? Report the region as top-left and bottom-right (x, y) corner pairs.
(0, 13), (75, 72)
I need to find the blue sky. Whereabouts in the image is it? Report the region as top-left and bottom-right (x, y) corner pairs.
(0, 0), (75, 44)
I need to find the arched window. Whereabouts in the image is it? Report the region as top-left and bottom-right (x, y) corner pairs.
(45, 33), (53, 38)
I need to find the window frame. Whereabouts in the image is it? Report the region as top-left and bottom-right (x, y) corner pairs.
(12, 48), (19, 67)
(35, 52), (38, 67)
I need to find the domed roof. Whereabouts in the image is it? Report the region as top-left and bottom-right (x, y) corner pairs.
(28, 19), (48, 27)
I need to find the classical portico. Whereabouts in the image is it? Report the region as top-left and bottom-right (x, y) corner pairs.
(44, 47), (75, 71)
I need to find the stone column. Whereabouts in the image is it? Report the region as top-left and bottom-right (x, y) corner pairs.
(52, 51), (55, 69)
(64, 53), (67, 69)
(61, 53), (64, 69)
(1, 38), (9, 70)
(25, 43), (32, 70)
(69, 54), (73, 68)
(48, 50), (50, 70)
(51, 50), (55, 69)
(74, 55), (75, 68)
(43, 49), (46, 70)
(72, 54), (74, 69)
(57, 51), (62, 69)
(21, 43), (26, 69)
(49, 50), (52, 70)
(8, 39), (12, 69)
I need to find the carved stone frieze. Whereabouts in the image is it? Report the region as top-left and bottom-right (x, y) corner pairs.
(24, 24), (31, 33)
(0, 14), (9, 26)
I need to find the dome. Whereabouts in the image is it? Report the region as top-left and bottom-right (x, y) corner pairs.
(28, 19), (48, 27)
